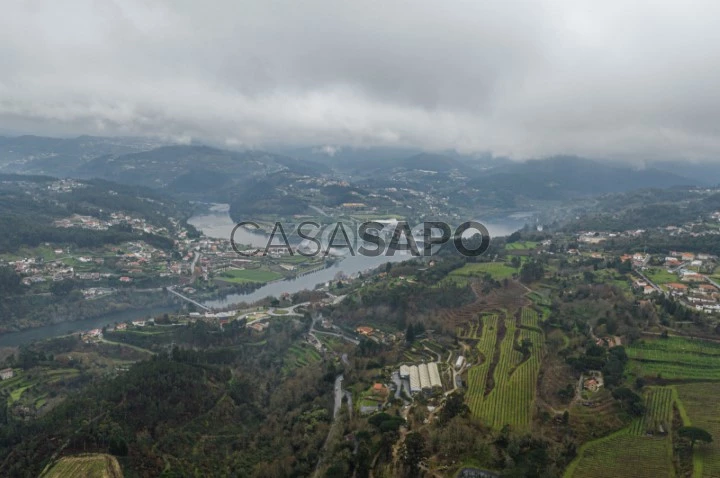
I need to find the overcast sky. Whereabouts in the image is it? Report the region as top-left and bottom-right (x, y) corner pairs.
(1, 0), (719, 160)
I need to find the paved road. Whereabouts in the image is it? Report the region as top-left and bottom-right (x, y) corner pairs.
(704, 275), (720, 289)
(634, 269), (665, 295)
(309, 313), (359, 345)
(333, 374), (346, 418)
(314, 373), (350, 477)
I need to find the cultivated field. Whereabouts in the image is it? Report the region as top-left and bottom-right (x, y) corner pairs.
(566, 384), (683, 477)
(449, 262), (518, 281)
(41, 453), (123, 478)
(564, 427), (674, 478)
(627, 337), (720, 380)
(570, 358), (720, 477)
(675, 383), (720, 478)
(629, 386), (674, 436)
(466, 308), (544, 430)
(283, 343), (321, 372)
(505, 241), (538, 250)
(465, 314), (499, 416)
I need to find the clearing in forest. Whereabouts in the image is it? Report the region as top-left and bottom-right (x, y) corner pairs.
(41, 453), (123, 478)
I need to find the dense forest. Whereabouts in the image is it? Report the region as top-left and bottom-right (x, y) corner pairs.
(0, 320), (336, 477)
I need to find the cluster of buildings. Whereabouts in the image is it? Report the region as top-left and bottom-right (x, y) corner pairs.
(628, 250), (720, 314)
(53, 212), (168, 235)
(9, 237), (183, 290)
(400, 362), (442, 394)
(47, 179), (84, 193)
(12, 257), (76, 285)
(81, 328), (103, 343)
(354, 325), (403, 344)
(578, 230), (647, 245)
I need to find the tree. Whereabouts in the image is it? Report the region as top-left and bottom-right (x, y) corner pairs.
(678, 426), (713, 451)
(516, 338), (532, 357)
(406, 324), (415, 344)
(401, 432), (427, 476)
(440, 392), (468, 422)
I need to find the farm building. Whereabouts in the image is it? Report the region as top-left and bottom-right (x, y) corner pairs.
(418, 363), (431, 391)
(372, 383), (388, 396)
(0, 368), (13, 380)
(408, 366), (421, 393)
(584, 378), (601, 392)
(428, 362), (442, 388)
(455, 355), (465, 370)
(400, 363), (442, 394)
(356, 326), (374, 336)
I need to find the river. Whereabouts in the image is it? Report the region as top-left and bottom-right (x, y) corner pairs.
(0, 205), (528, 345)
(190, 204), (529, 307)
(0, 306), (175, 347)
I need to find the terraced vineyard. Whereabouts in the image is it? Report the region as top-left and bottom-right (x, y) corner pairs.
(629, 387), (674, 436)
(675, 383), (720, 478)
(466, 315), (499, 415)
(628, 337), (720, 380)
(520, 307), (542, 330)
(564, 427), (674, 478)
(283, 343), (321, 372)
(466, 308), (545, 430)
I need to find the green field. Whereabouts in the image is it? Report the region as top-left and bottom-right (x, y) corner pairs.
(628, 337), (720, 380)
(450, 262), (518, 281)
(564, 426), (674, 478)
(675, 383), (720, 477)
(527, 290), (551, 307)
(567, 387), (675, 477)
(645, 268), (679, 285)
(623, 339), (720, 476)
(629, 387), (675, 436)
(505, 241), (538, 250)
(41, 453), (123, 478)
(284, 343), (322, 371)
(466, 308), (544, 430)
(217, 268), (283, 284)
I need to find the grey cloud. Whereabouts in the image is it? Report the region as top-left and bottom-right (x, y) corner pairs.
(0, 0), (719, 160)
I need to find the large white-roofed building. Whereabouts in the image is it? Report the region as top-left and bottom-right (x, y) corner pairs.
(418, 363), (431, 391)
(399, 365), (410, 378)
(428, 362), (442, 389)
(408, 365), (421, 393)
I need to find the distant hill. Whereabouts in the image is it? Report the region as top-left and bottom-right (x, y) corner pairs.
(76, 145), (328, 197)
(0, 135), (167, 176)
(371, 152), (476, 174)
(468, 156), (699, 200)
(279, 145), (422, 172)
(650, 160), (720, 186)
(281, 146), (504, 176)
